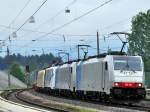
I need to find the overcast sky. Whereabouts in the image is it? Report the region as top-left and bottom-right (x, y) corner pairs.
(0, 0), (150, 60)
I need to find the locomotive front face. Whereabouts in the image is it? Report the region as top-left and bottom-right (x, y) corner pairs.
(111, 56), (146, 99)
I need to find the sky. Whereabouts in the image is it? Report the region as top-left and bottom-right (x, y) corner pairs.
(0, 0), (150, 61)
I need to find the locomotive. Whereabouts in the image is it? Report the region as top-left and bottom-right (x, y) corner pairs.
(33, 54), (146, 100)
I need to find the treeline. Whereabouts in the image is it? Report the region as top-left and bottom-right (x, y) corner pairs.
(128, 9), (150, 71)
(0, 53), (62, 71)
(128, 9), (150, 87)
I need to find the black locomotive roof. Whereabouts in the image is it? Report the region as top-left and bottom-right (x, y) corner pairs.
(54, 51), (126, 66)
(41, 51), (126, 69)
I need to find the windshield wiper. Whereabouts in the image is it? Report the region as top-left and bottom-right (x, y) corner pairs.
(120, 64), (136, 73)
(128, 66), (136, 73)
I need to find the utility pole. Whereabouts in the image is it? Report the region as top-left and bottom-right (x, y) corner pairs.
(7, 46), (11, 88)
(78, 45), (80, 59)
(8, 72), (11, 88)
(42, 48), (44, 55)
(97, 31), (100, 55)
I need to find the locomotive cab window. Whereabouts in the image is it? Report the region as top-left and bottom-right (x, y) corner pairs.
(113, 57), (142, 71)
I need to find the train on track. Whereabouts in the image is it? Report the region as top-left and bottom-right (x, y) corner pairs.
(32, 53), (146, 101)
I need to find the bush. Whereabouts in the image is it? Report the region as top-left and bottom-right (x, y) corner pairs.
(10, 63), (25, 82)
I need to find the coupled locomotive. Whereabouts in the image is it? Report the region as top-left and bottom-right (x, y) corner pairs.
(34, 54), (146, 100)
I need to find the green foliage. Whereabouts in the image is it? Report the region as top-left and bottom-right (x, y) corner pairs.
(0, 53), (62, 71)
(145, 72), (150, 88)
(128, 9), (150, 59)
(144, 59), (150, 72)
(10, 63), (25, 82)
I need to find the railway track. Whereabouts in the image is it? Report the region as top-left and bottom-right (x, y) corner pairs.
(15, 90), (69, 112)
(2, 89), (150, 112)
(0, 89), (53, 112)
(1, 89), (67, 112)
(34, 89), (150, 112)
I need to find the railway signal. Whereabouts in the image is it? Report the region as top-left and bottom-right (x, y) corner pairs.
(25, 65), (30, 73)
(25, 65), (30, 88)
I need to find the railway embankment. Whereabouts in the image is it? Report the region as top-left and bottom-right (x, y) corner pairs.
(9, 89), (148, 112)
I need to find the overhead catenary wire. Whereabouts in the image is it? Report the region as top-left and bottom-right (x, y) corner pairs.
(38, 0), (113, 40)
(2, 0), (48, 41)
(11, 0), (77, 40)
(1, 0), (49, 55)
(0, 0), (32, 34)
(36, 0), (77, 28)
(0, 0), (32, 43)
(8, 27), (129, 56)
(0, 0), (77, 49)
(5, 0), (131, 56)
(3, 0), (48, 42)
(0, 19), (130, 38)
(16, 0), (48, 32)
(9, 0), (32, 26)
(21, 0), (113, 48)
(0, 15), (131, 40)
(0, 23), (97, 37)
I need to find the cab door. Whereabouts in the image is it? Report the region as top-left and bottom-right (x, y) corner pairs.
(102, 62), (106, 91)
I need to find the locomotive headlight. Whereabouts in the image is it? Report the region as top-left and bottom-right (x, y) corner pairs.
(138, 83), (142, 87)
(114, 82), (119, 87)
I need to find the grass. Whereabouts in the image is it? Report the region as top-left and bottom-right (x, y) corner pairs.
(146, 94), (150, 100)
(65, 105), (100, 112)
(54, 101), (103, 112)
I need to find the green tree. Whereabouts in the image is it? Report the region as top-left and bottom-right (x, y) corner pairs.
(128, 9), (150, 59)
(10, 63), (25, 82)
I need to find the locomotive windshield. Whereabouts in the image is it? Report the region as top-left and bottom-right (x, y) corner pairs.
(113, 57), (142, 71)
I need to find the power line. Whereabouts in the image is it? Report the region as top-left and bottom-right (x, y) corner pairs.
(0, 0), (32, 42)
(11, 0), (77, 40)
(3, 0), (48, 43)
(41, 0), (113, 39)
(22, 0), (113, 48)
(37, 0), (77, 28)
(16, 0), (48, 32)
(0, 14), (131, 40)
(0, 0), (31, 35)
(0, 23), (109, 37)
(9, 0), (32, 26)
(101, 17), (131, 31)
(0, 18), (130, 37)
